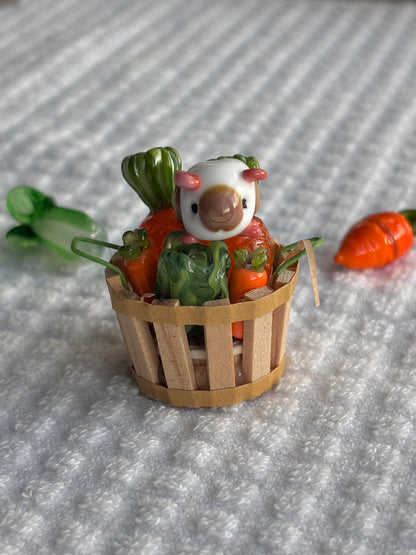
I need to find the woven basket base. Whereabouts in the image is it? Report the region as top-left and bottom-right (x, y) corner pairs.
(132, 356), (286, 408)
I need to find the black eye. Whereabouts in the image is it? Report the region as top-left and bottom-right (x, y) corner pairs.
(242, 199), (248, 209)
(191, 203), (198, 214)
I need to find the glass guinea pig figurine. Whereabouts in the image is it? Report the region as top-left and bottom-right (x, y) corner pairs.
(174, 157), (268, 243)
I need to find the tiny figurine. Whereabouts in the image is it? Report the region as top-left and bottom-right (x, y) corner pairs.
(72, 147), (322, 407)
(174, 157), (267, 242)
(5, 185), (106, 259)
(334, 210), (416, 269)
(173, 156), (277, 277)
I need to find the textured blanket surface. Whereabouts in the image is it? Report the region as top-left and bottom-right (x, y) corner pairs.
(1, 1), (416, 553)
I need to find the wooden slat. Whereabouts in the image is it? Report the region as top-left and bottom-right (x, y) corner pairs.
(203, 298), (236, 390)
(271, 300), (292, 367)
(116, 313), (160, 383)
(242, 286), (273, 383)
(152, 299), (196, 391)
(271, 270), (295, 367)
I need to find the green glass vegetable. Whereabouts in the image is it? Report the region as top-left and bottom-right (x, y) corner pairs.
(155, 231), (231, 308)
(6, 186), (106, 260)
(121, 146), (181, 212)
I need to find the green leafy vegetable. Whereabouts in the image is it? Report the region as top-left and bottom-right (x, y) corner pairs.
(6, 185), (106, 260)
(121, 146), (181, 212)
(155, 231), (230, 308)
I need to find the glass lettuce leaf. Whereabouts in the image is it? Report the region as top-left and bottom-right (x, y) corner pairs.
(155, 232), (230, 307)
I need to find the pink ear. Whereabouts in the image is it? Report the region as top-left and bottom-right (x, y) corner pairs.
(175, 171), (201, 190)
(242, 168), (268, 182)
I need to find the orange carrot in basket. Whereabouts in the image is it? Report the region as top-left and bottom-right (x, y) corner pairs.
(121, 147), (184, 257)
(334, 210), (416, 269)
(110, 229), (158, 296)
(225, 216), (276, 277)
(229, 247), (269, 339)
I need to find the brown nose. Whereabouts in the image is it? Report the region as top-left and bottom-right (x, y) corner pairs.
(199, 185), (243, 232)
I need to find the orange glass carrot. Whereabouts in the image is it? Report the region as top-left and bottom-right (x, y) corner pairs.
(121, 147), (184, 257)
(229, 247), (269, 339)
(139, 206), (183, 258)
(334, 210), (416, 269)
(72, 229), (158, 296)
(225, 216), (276, 277)
(111, 229), (158, 296)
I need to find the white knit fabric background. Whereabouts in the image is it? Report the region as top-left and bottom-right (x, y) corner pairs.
(1, 1), (416, 553)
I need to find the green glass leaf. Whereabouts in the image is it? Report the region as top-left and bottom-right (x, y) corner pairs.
(400, 209), (416, 235)
(249, 247), (268, 272)
(6, 185), (107, 260)
(6, 225), (43, 247)
(233, 247), (268, 271)
(121, 146), (181, 212)
(6, 186), (55, 225)
(233, 248), (249, 269)
(118, 228), (150, 260)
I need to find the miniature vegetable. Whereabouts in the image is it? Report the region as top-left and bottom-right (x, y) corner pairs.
(71, 146), (183, 288)
(334, 211), (416, 269)
(110, 229), (158, 296)
(155, 231), (230, 309)
(6, 186), (106, 260)
(71, 228), (157, 296)
(121, 147), (184, 256)
(226, 215), (276, 277)
(229, 247), (269, 339)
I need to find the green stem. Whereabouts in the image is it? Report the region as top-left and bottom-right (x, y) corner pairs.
(274, 236), (323, 276)
(400, 210), (416, 235)
(71, 236), (130, 290)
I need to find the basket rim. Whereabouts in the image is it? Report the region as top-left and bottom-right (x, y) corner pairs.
(106, 260), (298, 326)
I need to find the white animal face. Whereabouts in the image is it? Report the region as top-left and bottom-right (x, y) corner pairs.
(175, 158), (266, 241)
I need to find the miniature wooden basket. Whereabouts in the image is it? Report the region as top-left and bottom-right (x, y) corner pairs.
(105, 259), (299, 408)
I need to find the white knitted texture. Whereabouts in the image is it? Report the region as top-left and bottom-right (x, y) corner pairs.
(1, 0), (416, 553)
